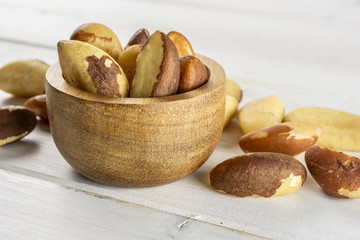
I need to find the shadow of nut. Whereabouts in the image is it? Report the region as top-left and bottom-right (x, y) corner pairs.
(0, 105), (37, 146)
(208, 152), (307, 197)
(239, 122), (322, 156)
(305, 146), (360, 198)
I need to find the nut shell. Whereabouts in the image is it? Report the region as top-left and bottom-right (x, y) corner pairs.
(305, 146), (360, 198)
(209, 152), (307, 197)
(0, 106), (37, 146)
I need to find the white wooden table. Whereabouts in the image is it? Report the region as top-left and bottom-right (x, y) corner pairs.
(1, 0), (360, 239)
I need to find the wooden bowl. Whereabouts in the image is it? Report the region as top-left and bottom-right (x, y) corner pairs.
(45, 55), (225, 187)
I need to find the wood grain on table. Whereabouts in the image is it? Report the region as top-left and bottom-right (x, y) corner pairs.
(1, 0), (360, 239)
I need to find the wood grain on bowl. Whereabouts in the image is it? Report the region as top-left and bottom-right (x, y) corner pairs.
(46, 54), (225, 187)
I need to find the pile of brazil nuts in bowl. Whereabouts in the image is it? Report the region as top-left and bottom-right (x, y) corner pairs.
(46, 23), (228, 187)
(58, 23), (209, 98)
(0, 23), (224, 146)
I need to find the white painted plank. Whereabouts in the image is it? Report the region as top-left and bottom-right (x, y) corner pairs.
(0, 39), (56, 65)
(0, 168), (260, 240)
(1, 115), (360, 240)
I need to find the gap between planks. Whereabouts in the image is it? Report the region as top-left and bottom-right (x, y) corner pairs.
(0, 37), (55, 50)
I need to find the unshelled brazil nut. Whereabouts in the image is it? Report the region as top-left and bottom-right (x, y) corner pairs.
(0, 106), (37, 146)
(209, 152), (307, 197)
(305, 146), (360, 198)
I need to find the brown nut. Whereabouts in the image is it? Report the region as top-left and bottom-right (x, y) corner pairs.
(178, 55), (208, 93)
(130, 31), (180, 98)
(117, 44), (142, 86)
(0, 105), (37, 146)
(126, 28), (150, 48)
(70, 23), (123, 61)
(57, 40), (129, 97)
(24, 94), (47, 120)
(305, 146), (360, 198)
(239, 122), (322, 156)
(167, 31), (195, 57)
(226, 78), (242, 102)
(209, 152), (307, 197)
(0, 59), (49, 97)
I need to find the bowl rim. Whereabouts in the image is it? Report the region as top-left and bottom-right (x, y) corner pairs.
(46, 54), (225, 105)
